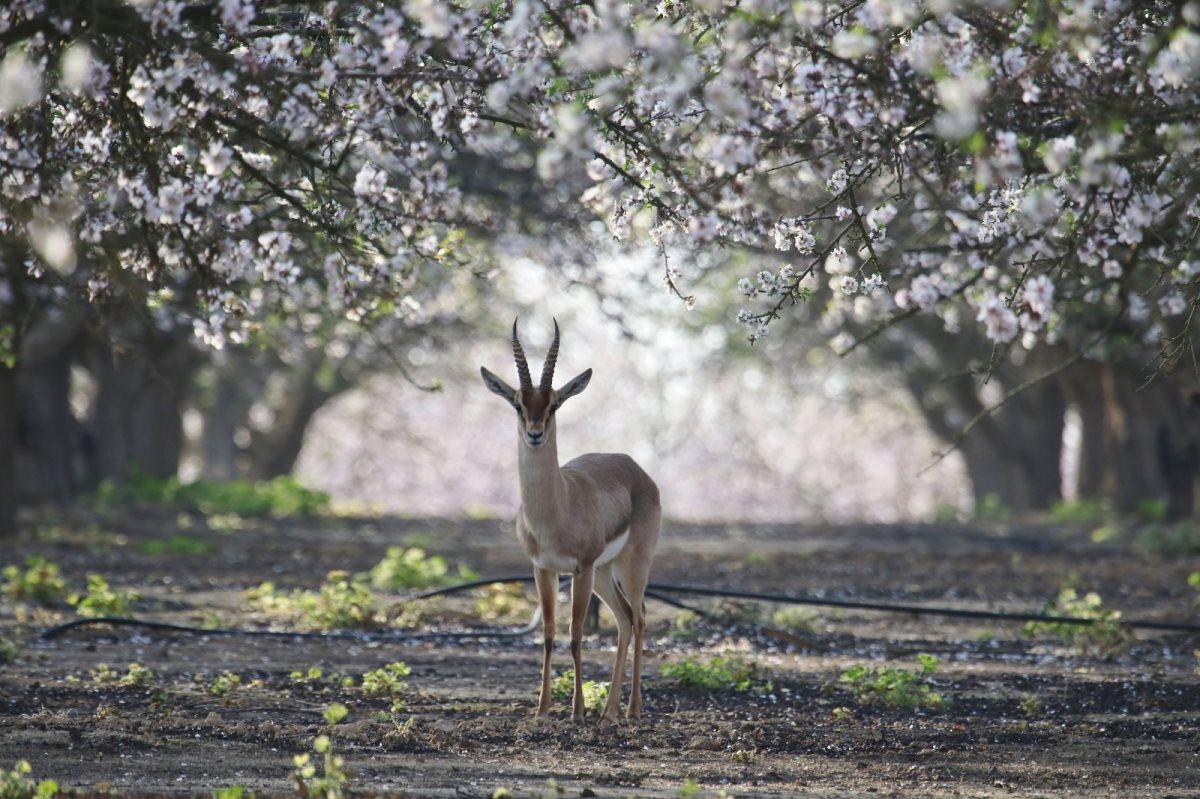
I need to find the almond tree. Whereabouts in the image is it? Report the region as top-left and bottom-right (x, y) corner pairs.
(3, 0), (1199, 533)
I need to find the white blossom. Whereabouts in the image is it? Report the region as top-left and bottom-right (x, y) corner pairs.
(201, 142), (233, 176)
(1022, 274), (1055, 316)
(353, 163), (387, 199)
(219, 0), (255, 34)
(0, 49), (43, 113)
(1158, 291), (1187, 316)
(975, 293), (1019, 343)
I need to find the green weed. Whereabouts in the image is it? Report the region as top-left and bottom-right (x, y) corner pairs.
(368, 546), (478, 590)
(0, 638), (18, 665)
(290, 667), (354, 691)
(1137, 521), (1200, 557)
(68, 574), (138, 617)
(710, 600), (765, 627)
(96, 472), (329, 517)
(361, 662), (411, 698)
(212, 787), (252, 799)
(300, 573), (379, 629)
(207, 671), (242, 697)
(2, 557), (67, 606)
(473, 583), (533, 622)
(1046, 498), (1113, 525)
(661, 652), (771, 693)
(293, 704), (351, 799)
(1023, 588), (1132, 654)
(136, 534), (217, 556)
(0, 760), (58, 799)
(670, 609), (705, 640)
(90, 662), (154, 687)
(248, 572), (381, 630)
(769, 606), (821, 633)
(550, 670), (609, 714)
(1135, 497), (1169, 523)
(838, 654), (946, 710)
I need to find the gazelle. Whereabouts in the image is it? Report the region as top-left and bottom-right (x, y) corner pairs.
(480, 319), (661, 721)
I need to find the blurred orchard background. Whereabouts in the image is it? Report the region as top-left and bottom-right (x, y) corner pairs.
(294, 255), (969, 523)
(3, 0), (1200, 537)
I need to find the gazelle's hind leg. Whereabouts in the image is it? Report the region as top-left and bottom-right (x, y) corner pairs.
(616, 506), (660, 720)
(593, 562), (633, 721)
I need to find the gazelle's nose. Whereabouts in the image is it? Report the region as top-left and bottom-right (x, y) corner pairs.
(526, 430), (544, 445)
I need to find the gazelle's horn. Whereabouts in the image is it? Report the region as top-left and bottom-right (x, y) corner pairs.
(512, 318), (533, 391)
(540, 318), (560, 390)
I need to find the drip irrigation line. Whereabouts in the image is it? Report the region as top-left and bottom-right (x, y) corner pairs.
(646, 583), (1200, 634)
(37, 614), (541, 642)
(35, 575), (1200, 643)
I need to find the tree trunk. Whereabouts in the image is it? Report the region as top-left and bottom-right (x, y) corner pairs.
(1060, 364), (1108, 499)
(1100, 364), (1198, 518)
(907, 372), (1065, 513)
(245, 362), (341, 480)
(0, 360), (17, 540)
(14, 313), (86, 503)
(197, 350), (271, 480)
(16, 346), (78, 503)
(85, 316), (194, 484)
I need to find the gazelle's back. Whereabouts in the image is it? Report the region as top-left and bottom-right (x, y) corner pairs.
(564, 452), (660, 511)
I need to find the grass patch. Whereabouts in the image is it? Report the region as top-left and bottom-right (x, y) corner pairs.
(473, 583), (533, 622)
(838, 654), (946, 710)
(69, 574), (138, 617)
(136, 534), (218, 556)
(361, 662), (411, 699)
(368, 546), (478, 590)
(248, 572), (381, 630)
(550, 670), (609, 714)
(1024, 588), (1132, 655)
(2, 556), (67, 606)
(95, 472), (329, 517)
(661, 652), (771, 693)
(1045, 498), (1114, 525)
(0, 760), (58, 799)
(1137, 521), (1200, 557)
(293, 704), (351, 799)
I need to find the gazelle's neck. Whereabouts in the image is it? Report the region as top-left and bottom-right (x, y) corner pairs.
(517, 426), (568, 525)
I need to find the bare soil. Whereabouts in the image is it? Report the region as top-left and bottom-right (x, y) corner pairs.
(2, 511), (1199, 798)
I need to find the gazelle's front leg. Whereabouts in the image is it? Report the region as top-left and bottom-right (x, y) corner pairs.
(533, 567), (557, 716)
(569, 565), (595, 721)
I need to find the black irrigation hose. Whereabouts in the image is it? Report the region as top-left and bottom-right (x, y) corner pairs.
(35, 575), (1200, 642)
(38, 575), (561, 643)
(37, 615), (541, 642)
(648, 583), (1200, 634)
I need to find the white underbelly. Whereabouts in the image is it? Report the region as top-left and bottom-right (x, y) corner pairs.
(597, 530), (629, 566)
(532, 530), (629, 573)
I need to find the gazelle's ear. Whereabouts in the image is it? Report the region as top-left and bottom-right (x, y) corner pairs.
(555, 368), (592, 405)
(481, 367), (518, 406)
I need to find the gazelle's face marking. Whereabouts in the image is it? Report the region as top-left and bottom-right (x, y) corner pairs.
(517, 390), (557, 449)
(480, 318), (593, 450)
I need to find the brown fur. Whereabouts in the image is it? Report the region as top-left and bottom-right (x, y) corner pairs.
(481, 366), (661, 721)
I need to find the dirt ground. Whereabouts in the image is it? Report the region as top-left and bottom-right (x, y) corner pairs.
(2, 510), (1199, 798)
